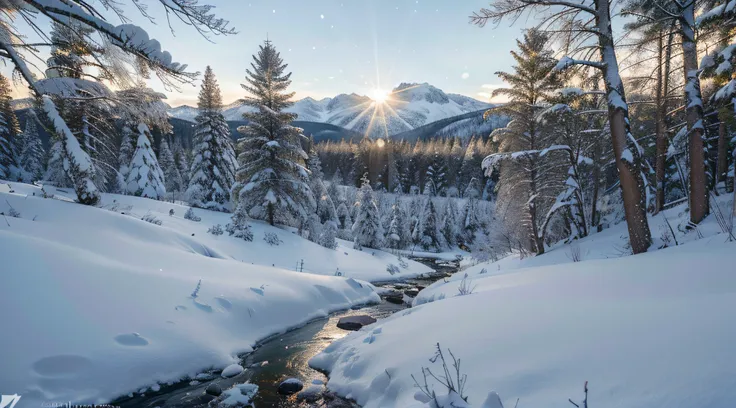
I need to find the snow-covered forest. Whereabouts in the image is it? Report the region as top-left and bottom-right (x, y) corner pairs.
(0, 0), (735, 407)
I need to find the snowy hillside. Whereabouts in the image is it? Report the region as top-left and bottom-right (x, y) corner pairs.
(167, 83), (491, 138)
(0, 181), (431, 406)
(310, 198), (736, 408)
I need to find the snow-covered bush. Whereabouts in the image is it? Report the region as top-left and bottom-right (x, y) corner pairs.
(386, 264), (400, 275)
(141, 213), (162, 226)
(457, 274), (476, 296)
(2, 202), (20, 218)
(566, 242), (582, 262)
(191, 279), (202, 298)
(412, 343), (469, 407)
(318, 221), (338, 249)
(184, 207), (201, 222)
(208, 224), (224, 236)
(226, 211), (253, 242)
(263, 232), (282, 246)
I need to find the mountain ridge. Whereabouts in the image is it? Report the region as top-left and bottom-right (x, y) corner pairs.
(168, 83), (492, 138)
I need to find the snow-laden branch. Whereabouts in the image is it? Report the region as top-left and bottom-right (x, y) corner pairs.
(482, 145), (572, 177)
(553, 56), (605, 72)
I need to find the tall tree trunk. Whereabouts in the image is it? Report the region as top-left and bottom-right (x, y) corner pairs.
(595, 0), (652, 253)
(680, 4), (709, 224)
(655, 31), (667, 212)
(716, 112), (728, 190)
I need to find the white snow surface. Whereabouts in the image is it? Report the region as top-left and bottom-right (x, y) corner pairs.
(0, 181), (431, 406)
(311, 198), (736, 408)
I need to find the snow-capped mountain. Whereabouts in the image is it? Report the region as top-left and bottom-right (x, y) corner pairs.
(168, 83), (491, 138)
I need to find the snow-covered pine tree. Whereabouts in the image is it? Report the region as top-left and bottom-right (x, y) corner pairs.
(386, 199), (410, 249)
(441, 198), (460, 249)
(0, 74), (21, 181)
(428, 150), (448, 196)
(326, 172), (342, 207)
(173, 140), (191, 187)
(187, 66), (237, 212)
(459, 137), (484, 196)
(118, 125), (135, 183)
(44, 140), (70, 187)
(19, 110), (45, 182)
(159, 137), (183, 194)
(462, 177), (482, 244)
(352, 174), (384, 249)
(415, 198), (444, 252)
(232, 40), (314, 226)
(307, 147), (337, 223)
(226, 210), (254, 241)
(125, 123), (166, 199)
(318, 221), (338, 249)
(480, 29), (565, 255)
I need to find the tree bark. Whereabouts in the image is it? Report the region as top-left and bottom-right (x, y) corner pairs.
(596, 0), (652, 254)
(680, 3), (709, 224)
(716, 116), (728, 190)
(655, 31), (667, 212)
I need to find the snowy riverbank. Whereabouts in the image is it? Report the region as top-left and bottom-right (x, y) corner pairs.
(0, 181), (432, 406)
(310, 198), (736, 408)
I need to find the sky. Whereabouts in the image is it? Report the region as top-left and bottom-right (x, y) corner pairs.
(7, 0), (532, 107)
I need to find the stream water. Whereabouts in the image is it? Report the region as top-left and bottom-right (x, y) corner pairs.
(114, 259), (457, 408)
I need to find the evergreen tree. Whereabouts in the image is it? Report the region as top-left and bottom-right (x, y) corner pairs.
(352, 174), (384, 249)
(415, 198), (444, 251)
(232, 41), (314, 226)
(0, 74), (21, 180)
(187, 66), (237, 212)
(318, 220), (338, 249)
(326, 172), (342, 206)
(173, 139), (191, 187)
(425, 151), (448, 196)
(441, 199), (460, 248)
(44, 140), (71, 187)
(226, 210), (254, 241)
(118, 125), (135, 182)
(159, 137), (183, 194)
(308, 148), (337, 223)
(336, 201), (353, 233)
(386, 199), (411, 249)
(125, 124), (166, 199)
(463, 177), (482, 244)
(19, 111), (45, 181)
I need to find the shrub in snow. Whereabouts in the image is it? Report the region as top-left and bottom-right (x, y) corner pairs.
(141, 213), (162, 226)
(479, 268), (488, 275)
(318, 221), (338, 249)
(208, 224), (224, 236)
(566, 242), (583, 262)
(386, 264), (400, 275)
(352, 174), (384, 249)
(226, 211), (253, 241)
(412, 343), (469, 407)
(184, 207), (201, 222)
(457, 274), (476, 296)
(191, 279), (202, 298)
(263, 232), (282, 246)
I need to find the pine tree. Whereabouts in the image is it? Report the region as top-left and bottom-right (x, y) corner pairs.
(125, 123), (166, 199)
(173, 139), (191, 187)
(232, 41), (314, 226)
(159, 137), (183, 194)
(0, 74), (21, 180)
(352, 174), (384, 249)
(462, 178), (482, 244)
(187, 66), (237, 212)
(19, 110), (45, 181)
(441, 199), (460, 248)
(118, 125), (135, 182)
(308, 148), (337, 223)
(44, 140), (70, 187)
(326, 172), (342, 206)
(415, 198), (444, 251)
(386, 199), (410, 249)
(318, 220), (338, 249)
(226, 210), (254, 241)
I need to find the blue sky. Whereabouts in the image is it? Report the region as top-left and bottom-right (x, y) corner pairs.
(8, 1), (532, 106)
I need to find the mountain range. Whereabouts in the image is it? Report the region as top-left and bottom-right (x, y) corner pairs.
(168, 83), (493, 138)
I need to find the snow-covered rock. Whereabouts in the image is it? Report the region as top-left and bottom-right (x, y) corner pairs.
(221, 363), (244, 378)
(278, 378), (304, 395)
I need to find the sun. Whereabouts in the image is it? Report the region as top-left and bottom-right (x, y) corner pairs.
(370, 88), (390, 103)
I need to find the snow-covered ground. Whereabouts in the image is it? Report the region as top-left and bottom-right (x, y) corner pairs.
(311, 198), (736, 408)
(0, 180), (431, 406)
